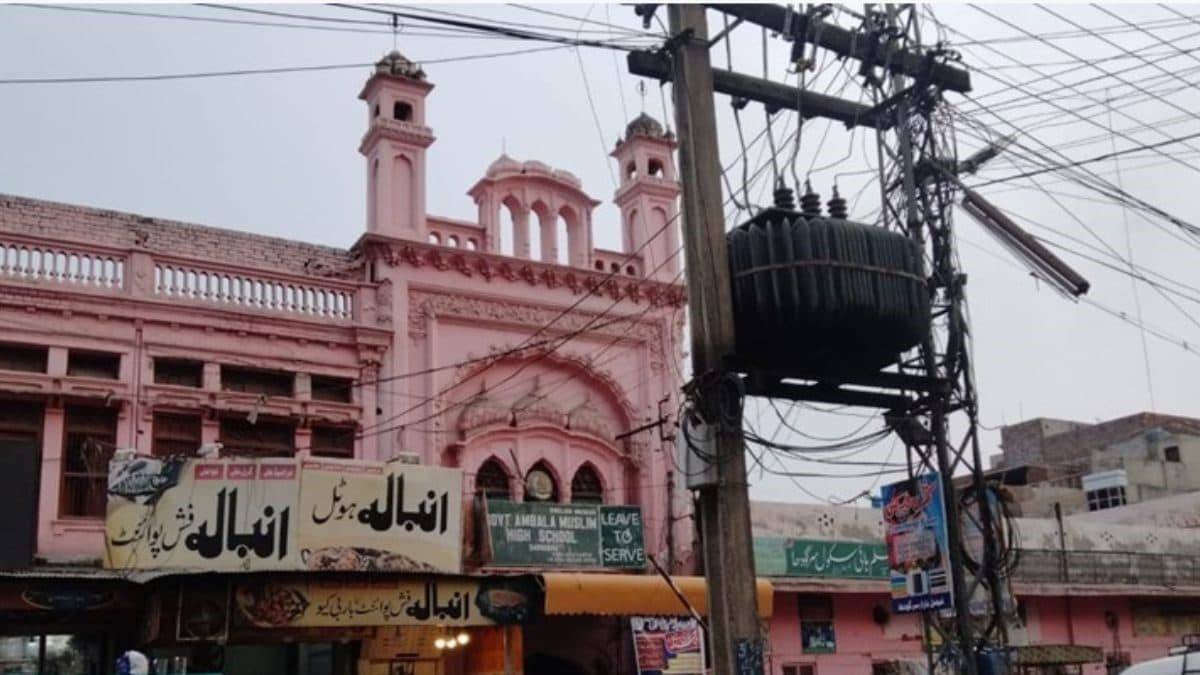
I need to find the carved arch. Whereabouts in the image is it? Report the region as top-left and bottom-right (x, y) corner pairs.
(450, 346), (638, 429)
(475, 455), (513, 499)
(569, 461), (605, 504)
(525, 459), (562, 502)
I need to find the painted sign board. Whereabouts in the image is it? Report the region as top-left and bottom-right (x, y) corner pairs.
(631, 616), (706, 675)
(754, 537), (889, 579)
(881, 473), (954, 614)
(105, 456), (464, 573)
(485, 500), (645, 569)
(231, 576), (537, 629)
(106, 457), (300, 571)
(298, 458), (462, 573)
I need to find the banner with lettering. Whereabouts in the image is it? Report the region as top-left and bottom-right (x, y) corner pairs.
(631, 616), (706, 675)
(297, 459), (463, 574)
(882, 472), (954, 614)
(105, 456), (464, 573)
(105, 457), (301, 571)
(485, 500), (645, 569)
(233, 578), (493, 628)
(754, 538), (889, 579)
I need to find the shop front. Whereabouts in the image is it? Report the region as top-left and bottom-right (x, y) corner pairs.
(522, 574), (775, 675)
(136, 573), (540, 675)
(0, 573), (142, 675)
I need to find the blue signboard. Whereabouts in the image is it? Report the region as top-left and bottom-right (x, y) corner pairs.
(881, 473), (953, 614)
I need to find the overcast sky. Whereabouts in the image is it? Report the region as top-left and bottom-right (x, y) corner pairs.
(2, 4), (1198, 506)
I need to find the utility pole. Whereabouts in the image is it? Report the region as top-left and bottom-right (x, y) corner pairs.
(665, 6), (762, 675)
(633, 4), (1066, 673)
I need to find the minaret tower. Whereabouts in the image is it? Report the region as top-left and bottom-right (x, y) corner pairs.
(359, 50), (435, 241)
(611, 113), (681, 282)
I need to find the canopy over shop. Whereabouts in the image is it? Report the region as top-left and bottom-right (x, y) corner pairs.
(540, 574), (774, 619)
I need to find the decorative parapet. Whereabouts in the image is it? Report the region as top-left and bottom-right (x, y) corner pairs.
(151, 256), (355, 321)
(0, 231), (366, 327)
(0, 238), (125, 290)
(365, 237), (684, 307)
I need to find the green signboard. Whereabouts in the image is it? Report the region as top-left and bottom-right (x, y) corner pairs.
(753, 537), (889, 579)
(486, 500), (645, 569)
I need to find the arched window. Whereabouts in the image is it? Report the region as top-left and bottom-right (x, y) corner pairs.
(570, 465), (603, 504)
(476, 459), (511, 501)
(393, 101), (413, 121)
(524, 461), (559, 502)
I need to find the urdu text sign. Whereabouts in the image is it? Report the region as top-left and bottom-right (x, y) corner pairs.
(105, 457), (300, 571)
(105, 456), (464, 573)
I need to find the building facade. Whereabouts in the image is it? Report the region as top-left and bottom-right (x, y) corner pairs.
(0, 51), (714, 675)
(752, 499), (1200, 674)
(985, 413), (1200, 517)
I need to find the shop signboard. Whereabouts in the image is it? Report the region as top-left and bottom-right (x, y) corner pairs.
(787, 539), (889, 579)
(881, 473), (954, 614)
(631, 616), (706, 675)
(485, 500), (645, 569)
(105, 456), (301, 570)
(754, 538), (889, 579)
(231, 577), (538, 628)
(105, 456), (464, 573)
(298, 458), (462, 574)
(752, 537), (788, 576)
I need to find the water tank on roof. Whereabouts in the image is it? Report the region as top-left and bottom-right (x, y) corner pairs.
(727, 186), (931, 376)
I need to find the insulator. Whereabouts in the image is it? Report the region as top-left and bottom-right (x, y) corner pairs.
(773, 180), (796, 211)
(800, 180), (822, 217)
(827, 185), (848, 220)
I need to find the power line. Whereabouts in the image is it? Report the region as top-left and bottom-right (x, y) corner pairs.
(330, 3), (647, 52)
(966, 5), (1200, 182)
(969, 129), (1200, 188)
(945, 12), (1200, 47)
(10, 3), (395, 35)
(376, 2), (653, 39)
(506, 3), (653, 37)
(0, 45), (573, 85)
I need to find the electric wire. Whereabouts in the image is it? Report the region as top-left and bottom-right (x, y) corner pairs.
(0, 46), (577, 85)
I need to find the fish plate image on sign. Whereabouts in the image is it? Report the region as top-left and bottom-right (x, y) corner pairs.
(105, 456), (301, 571)
(881, 473), (953, 614)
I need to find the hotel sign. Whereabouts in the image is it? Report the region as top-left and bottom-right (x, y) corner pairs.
(104, 456), (463, 573)
(485, 500), (645, 569)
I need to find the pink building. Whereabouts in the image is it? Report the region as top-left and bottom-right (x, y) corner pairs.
(0, 51), (702, 675)
(754, 500), (1200, 674)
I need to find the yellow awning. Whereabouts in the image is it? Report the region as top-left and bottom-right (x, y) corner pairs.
(541, 574), (773, 619)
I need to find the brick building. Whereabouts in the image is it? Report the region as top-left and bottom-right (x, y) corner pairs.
(982, 413), (1200, 517)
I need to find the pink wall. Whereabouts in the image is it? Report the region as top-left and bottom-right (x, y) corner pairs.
(0, 51), (692, 571)
(1025, 596), (1179, 672)
(766, 590), (1193, 674)
(767, 592), (925, 674)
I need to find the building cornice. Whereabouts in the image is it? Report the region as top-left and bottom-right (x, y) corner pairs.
(357, 235), (686, 308)
(358, 119), (436, 152)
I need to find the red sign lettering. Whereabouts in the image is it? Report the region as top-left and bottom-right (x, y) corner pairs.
(194, 464), (224, 480)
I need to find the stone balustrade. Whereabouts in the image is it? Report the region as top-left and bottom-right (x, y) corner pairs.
(0, 235), (358, 322)
(153, 259), (354, 320)
(0, 240), (125, 289)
